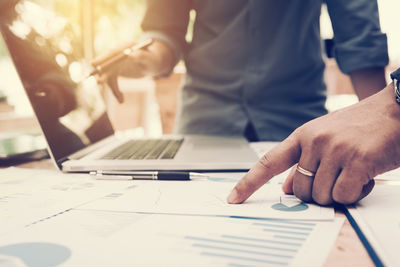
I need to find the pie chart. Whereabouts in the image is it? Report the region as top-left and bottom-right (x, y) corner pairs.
(271, 195), (309, 212)
(271, 202), (309, 212)
(0, 242), (70, 267)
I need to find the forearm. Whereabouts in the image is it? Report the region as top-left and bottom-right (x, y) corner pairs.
(145, 40), (175, 77)
(350, 67), (386, 100)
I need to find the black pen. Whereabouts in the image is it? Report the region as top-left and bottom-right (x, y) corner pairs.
(89, 170), (209, 181)
(88, 38), (154, 77)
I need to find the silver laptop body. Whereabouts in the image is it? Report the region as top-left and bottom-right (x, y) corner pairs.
(0, 0), (258, 172)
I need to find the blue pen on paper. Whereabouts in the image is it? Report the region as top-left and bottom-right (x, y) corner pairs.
(90, 170), (209, 181)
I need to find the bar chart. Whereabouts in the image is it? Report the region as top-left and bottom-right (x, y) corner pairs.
(0, 210), (343, 266)
(175, 217), (317, 266)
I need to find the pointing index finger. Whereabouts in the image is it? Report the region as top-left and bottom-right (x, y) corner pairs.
(227, 135), (301, 204)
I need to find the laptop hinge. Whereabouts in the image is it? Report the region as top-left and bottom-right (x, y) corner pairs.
(56, 156), (70, 169)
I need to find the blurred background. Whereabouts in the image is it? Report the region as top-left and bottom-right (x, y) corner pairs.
(0, 0), (399, 136)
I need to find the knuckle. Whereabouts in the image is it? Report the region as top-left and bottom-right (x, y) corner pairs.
(291, 126), (304, 138)
(258, 153), (274, 174)
(309, 132), (329, 151)
(330, 140), (347, 155)
(332, 193), (355, 205)
(361, 155), (378, 177)
(295, 192), (313, 203)
(332, 184), (359, 204)
(348, 152), (377, 181)
(293, 123), (313, 142)
(358, 150), (375, 165)
(292, 181), (313, 203)
(350, 148), (372, 164)
(325, 140), (349, 165)
(312, 192), (333, 206)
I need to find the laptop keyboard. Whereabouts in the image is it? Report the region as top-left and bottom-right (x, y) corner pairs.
(101, 138), (184, 160)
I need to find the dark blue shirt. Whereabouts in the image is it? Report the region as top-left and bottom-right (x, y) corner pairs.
(142, 0), (388, 141)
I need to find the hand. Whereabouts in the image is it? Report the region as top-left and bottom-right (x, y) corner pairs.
(93, 40), (174, 103)
(227, 83), (400, 205)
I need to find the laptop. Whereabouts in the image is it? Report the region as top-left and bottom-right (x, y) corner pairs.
(0, 0), (259, 172)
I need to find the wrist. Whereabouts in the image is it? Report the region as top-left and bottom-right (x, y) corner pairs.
(148, 41), (175, 77)
(379, 82), (400, 121)
(350, 67), (386, 100)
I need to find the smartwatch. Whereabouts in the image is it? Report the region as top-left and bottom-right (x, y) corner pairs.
(390, 68), (400, 105)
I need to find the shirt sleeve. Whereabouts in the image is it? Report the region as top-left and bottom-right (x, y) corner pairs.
(141, 0), (192, 65)
(325, 0), (389, 74)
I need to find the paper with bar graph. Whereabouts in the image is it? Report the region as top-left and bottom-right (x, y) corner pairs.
(0, 210), (343, 267)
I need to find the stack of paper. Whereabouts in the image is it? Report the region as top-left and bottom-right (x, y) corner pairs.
(0, 165), (342, 267)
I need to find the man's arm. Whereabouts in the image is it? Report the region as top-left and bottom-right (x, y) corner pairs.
(326, 0), (388, 99)
(96, 40), (175, 103)
(228, 81), (400, 205)
(94, 0), (191, 103)
(350, 67), (386, 100)
(141, 0), (192, 71)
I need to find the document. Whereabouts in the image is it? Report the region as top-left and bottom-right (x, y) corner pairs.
(0, 167), (332, 237)
(0, 210), (344, 267)
(374, 167), (400, 182)
(347, 183), (400, 267)
(79, 178), (333, 220)
(0, 164), (340, 266)
(0, 167), (131, 235)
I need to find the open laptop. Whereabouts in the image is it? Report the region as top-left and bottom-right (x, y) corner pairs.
(0, 0), (259, 172)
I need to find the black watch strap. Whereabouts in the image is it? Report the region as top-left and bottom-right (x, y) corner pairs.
(390, 68), (400, 105)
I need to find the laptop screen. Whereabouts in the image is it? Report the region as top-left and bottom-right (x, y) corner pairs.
(0, 0), (115, 165)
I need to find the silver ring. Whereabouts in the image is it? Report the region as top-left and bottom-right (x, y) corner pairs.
(296, 165), (315, 177)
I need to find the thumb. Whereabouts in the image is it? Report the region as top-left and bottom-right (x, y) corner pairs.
(107, 73), (124, 103)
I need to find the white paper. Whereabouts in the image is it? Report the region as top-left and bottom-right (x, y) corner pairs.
(0, 210), (344, 267)
(78, 178), (334, 220)
(0, 163), (340, 266)
(374, 167), (400, 182)
(0, 167), (131, 235)
(347, 184), (400, 267)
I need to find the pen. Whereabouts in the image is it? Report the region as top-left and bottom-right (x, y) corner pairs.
(89, 170), (209, 181)
(88, 38), (154, 77)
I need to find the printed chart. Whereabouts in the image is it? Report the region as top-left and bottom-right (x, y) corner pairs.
(0, 210), (343, 267)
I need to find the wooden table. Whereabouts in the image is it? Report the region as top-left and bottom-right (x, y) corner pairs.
(9, 158), (375, 267)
